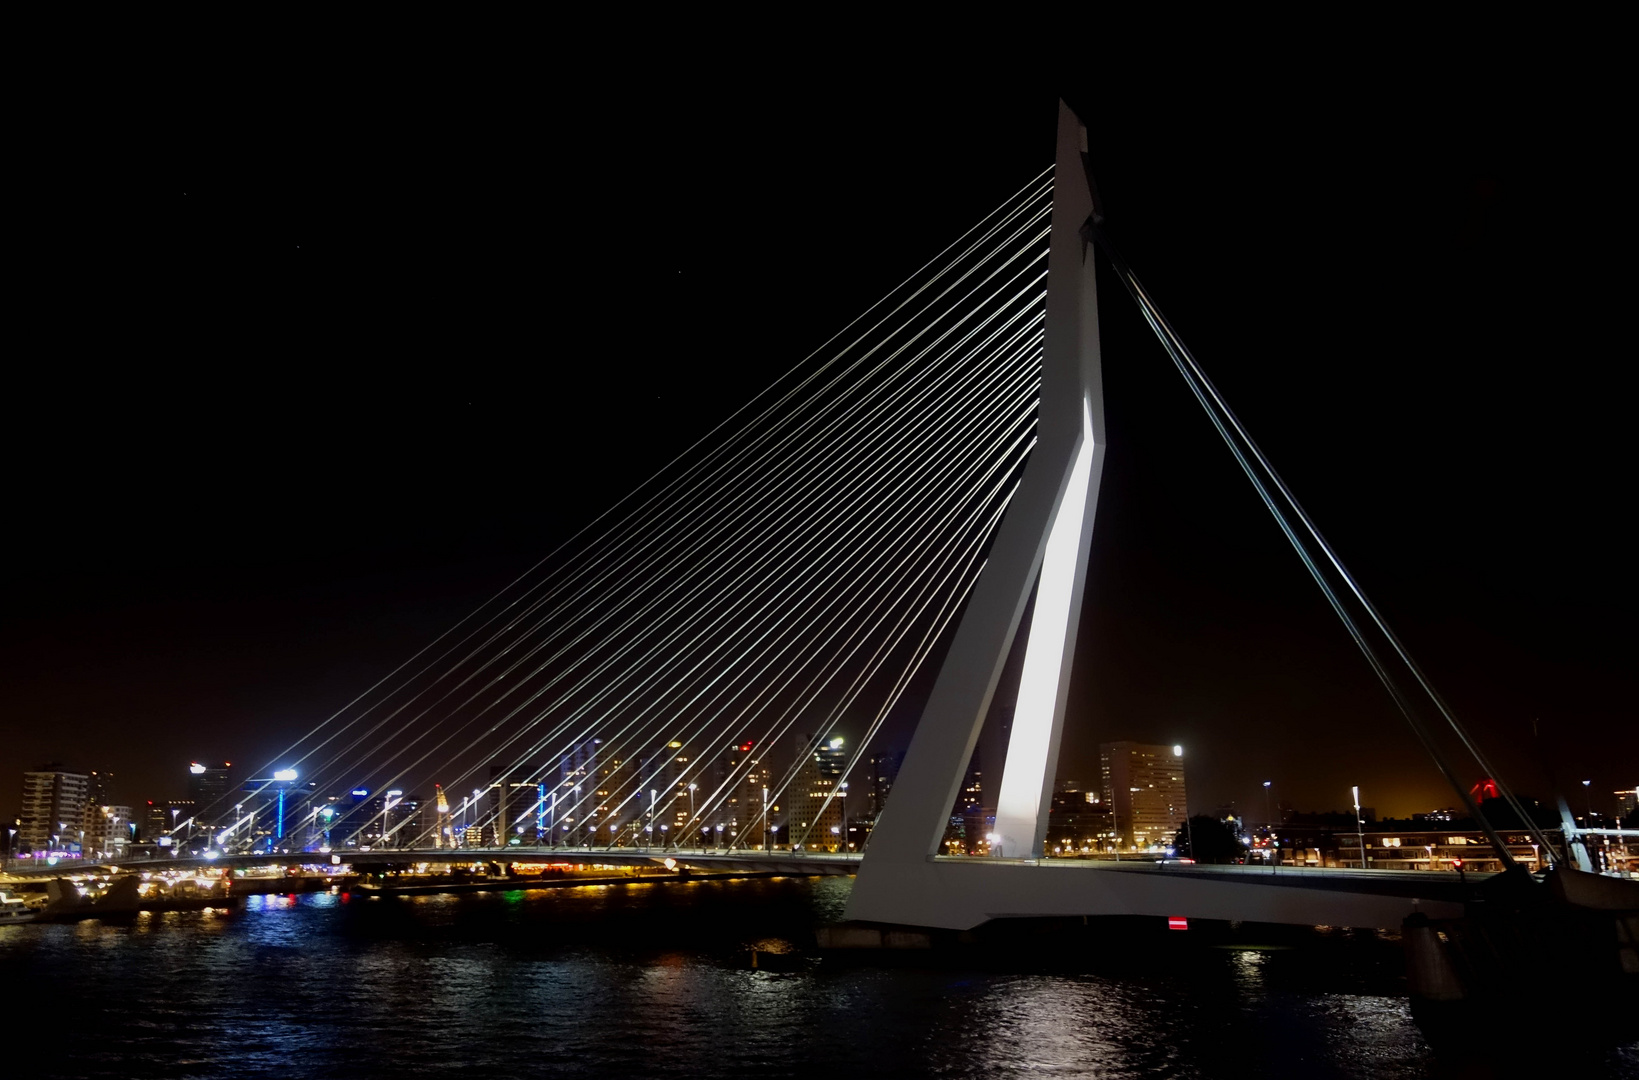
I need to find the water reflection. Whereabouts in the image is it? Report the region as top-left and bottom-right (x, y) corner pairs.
(0, 877), (1631, 1079)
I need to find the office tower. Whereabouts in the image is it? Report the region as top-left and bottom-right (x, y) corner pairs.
(789, 734), (848, 850)
(187, 762), (233, 826)
(1098, 741), (1188, 851)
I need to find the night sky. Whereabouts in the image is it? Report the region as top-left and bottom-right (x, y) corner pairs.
(4, 49), (1630, 824)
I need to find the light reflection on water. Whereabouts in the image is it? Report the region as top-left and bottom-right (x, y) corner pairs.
(1, 876), (1633, 1079)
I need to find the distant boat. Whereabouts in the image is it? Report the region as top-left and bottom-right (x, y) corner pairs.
(0, 890), (39, 925)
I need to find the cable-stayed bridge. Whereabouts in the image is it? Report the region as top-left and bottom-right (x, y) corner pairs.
(52, 101), (1582, 933)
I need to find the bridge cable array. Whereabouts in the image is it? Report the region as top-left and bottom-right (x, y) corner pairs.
(225, 169), (1055, 854)
(1088, 221), (1560, 867)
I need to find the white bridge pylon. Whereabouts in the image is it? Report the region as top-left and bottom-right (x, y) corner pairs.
(845, 102), (1462, 931)
(846, 100), (1109, 925)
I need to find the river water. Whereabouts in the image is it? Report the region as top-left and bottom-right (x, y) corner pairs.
(2, 875), (1634, 1079)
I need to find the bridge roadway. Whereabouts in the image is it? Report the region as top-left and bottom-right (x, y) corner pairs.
(3, 846), (862, 878)
(6, 848), (1478, 928)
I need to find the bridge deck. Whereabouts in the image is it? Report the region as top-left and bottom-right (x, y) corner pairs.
(5, 849), (1484, 931)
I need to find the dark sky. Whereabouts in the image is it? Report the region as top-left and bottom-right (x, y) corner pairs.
(4, 45), (1630, 823)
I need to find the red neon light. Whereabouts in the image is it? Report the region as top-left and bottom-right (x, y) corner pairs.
(1168, 916), (1188, 931)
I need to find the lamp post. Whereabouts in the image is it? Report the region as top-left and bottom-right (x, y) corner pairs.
(473, 789), (484, 847)
(649, 788), (657, 852)
(1353, 786), (1368, 870)
(762, 786), (769, 852)
(1174, 746), (1194, 861)
(1582, 779), (1594, 824)
(771, 825), (779, 852)
(1261, 782), (1274, 871)
(688, 783), (697, 846)
(715, 823), (724, 851)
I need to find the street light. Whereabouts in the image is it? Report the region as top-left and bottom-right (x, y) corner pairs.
(715, 823), (724, 850)
(762, 786), (769, 852)
(1176, 745), (1195, 861)
(1262, 782), (1274, 871)
(1582, 779), (1594, 823)
(1353, 786), (1368, 870)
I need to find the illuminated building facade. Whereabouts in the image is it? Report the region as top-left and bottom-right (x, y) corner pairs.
(639, 740), (693, 843)
(95, 805), (134, 859)
(1336, 829), (1543, 873)
(1044, 785), (1116, 854)
(18, 766), (90, 853)
(433, 785), (453, 848)
(699, 739), (771, 848)
(791, 734), (847, 850)
(553, 737), (602, 842)
(1098, 742), (1187, 851)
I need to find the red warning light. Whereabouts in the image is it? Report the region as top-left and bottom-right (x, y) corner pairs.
(1168, 916), (1189, 931)
(739, 740), (754, 752)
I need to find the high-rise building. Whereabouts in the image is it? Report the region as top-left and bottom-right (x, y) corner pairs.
(590, 753), (633, 844)
(551, 737), (602, 841)
(142, 799), (198, 847)
(790, 734), (848, 850)
(383, 793), (424, 848)
(867, 750), (903, 821)
(187, 762), (233, 826)
(433, 785), (454, 848)
(18, 765), (90, 853)
(637, 740), (694, 843)
(1615, 788), (1637, 821)
(1098, 741), (1188, 851)
(488, 765), (539, 847)
(702, 738), (772, 848)
(82, 770), (117, 854)
(94, 805), (135, 859)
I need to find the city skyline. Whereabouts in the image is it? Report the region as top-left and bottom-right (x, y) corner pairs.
(3, 74), (1631, 825)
